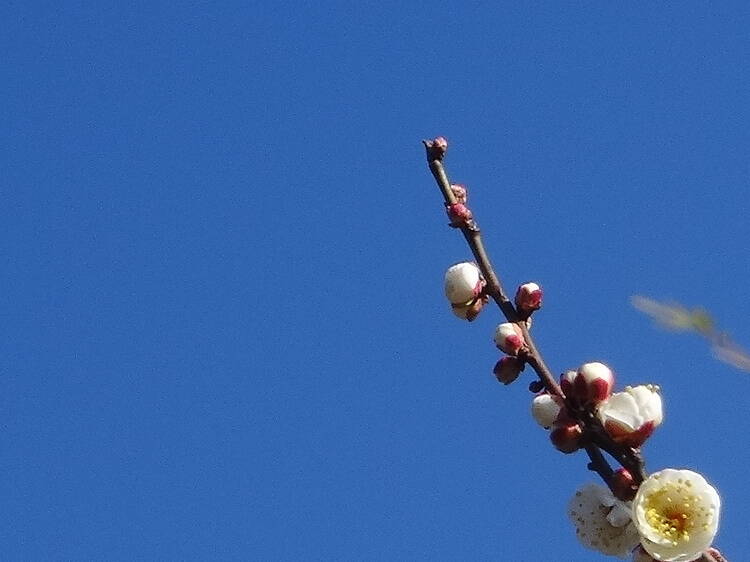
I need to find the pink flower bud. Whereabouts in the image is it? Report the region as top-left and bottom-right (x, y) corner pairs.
(514, 282), (542, 314)
(560, 362), (614, 405)
(610, 468), (636, 501)
(493, 323), (525, 356)
(450, 183), (468, 204)
(531, 393), (563, 428)
(444, 262), (483, 305)
(597, 384), (663, 448)
(550, 420), (583, 453)
(493, 356), (523, 385)
(446, 202), (473, 226)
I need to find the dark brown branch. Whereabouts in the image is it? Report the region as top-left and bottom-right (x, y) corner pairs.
(425, 148), (563, 398)
(423, 139), (646, 492)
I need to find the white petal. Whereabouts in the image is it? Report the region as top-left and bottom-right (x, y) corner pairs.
(628, 385), (664, 426)
(599, 392), (643, 431)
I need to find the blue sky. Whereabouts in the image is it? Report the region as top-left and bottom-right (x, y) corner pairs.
(3, 3), (749, 560)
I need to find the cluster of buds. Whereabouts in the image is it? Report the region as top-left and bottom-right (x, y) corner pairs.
(532, 362), (664, 455)
(443, 262), (488, 321)
(490, 283), (544, 385)
(539, 362), (616, 454)
(445, 182), (475, 229)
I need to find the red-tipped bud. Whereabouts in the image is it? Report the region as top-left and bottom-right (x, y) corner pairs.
(610, 468), (636, 501)
(493, 323), (525, 356)
(446, 203), (473, 226)
(514, 282), (543, 314)
(424, 136), (448, 160)
(493, 356), (524, 385)
(550, 420), (583, 453)
(450, 183), (468, 204)
(560, 362), (614, 406)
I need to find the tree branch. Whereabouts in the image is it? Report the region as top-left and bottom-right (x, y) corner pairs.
(422, 139), (645, 491)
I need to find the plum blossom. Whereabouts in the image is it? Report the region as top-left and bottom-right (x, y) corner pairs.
(632, 469), (720, 562)
(568, 483), (641, 558)
(598, 385), (663, 447)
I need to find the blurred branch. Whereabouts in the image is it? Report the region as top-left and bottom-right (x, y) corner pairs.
(632, 296), (750, 372)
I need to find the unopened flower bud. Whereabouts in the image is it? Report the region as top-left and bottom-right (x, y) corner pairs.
(493, 323), (525, 356)
(515, 282), (543, 314)
(493, 356), (524, 385)
(446, 202), (473, 226)
(550, 420), (583, 453)
(444, 262), (483, 304)
(425, 136), (448, 160)
(450, 183), (468, 204)
(611, 468), (636, 501)
(531, 393), (563, 428)
(560, 362), (614, 405)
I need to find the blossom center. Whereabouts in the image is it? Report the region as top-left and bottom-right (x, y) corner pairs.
(643, 480), (703, 544)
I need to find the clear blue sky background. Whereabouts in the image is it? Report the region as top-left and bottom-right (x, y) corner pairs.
(3, 3), (749, 561)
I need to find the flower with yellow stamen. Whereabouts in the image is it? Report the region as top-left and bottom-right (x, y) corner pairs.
(632, 469), (720, 562)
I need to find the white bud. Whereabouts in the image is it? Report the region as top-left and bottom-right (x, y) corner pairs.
(444, 262), (482, 305)
(531, 394), (563, 428)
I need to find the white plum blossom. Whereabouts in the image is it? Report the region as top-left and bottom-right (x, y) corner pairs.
(632, 469), (720, 562)
(598, 384), (663, 447)
(531, 393), (562, 428)
(569, 483), (641, 558)
(444, 262), (482, 305)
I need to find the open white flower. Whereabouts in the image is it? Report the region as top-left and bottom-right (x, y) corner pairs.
(598, 384), (663, 447)
(632, 469), (720, 562)
(569, 483), (641, 559)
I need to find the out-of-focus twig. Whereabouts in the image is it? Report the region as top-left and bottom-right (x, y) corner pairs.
(632, 296), (750, 373)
